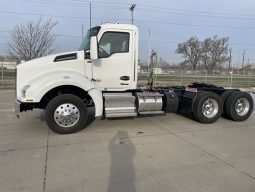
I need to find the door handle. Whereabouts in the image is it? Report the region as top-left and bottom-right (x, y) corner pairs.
(120, 76), (130, 81)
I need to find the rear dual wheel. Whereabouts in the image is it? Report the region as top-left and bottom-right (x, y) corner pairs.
(192, 92), (223, 124)
(224, 91), (253, 121)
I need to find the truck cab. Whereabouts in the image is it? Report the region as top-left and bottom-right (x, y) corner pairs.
(81, 24), (139, 91)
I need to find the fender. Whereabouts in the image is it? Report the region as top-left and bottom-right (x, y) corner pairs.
(24, 70), (103, 117)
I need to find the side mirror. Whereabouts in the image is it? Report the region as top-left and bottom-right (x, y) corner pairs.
(90, 36), (98, 60)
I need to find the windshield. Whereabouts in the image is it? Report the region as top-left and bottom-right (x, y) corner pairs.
(79, 26), (101, 51)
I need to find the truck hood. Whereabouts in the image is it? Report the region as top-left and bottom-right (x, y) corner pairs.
(17, 51), (79, 69)
(16, 50), (86, 98)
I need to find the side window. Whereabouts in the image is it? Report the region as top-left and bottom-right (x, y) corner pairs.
(98, 32), (130, 58)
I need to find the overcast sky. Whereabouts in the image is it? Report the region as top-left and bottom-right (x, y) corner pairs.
(1, 0), (255, 66)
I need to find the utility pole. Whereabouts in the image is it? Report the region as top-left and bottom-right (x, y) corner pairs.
(82, 24), (84, 41)
(228, 48), (232, 71)
(237, 49), (240, 74)
(89, 1), (92, 35)
(241, 49), (245, 74)
(129, 4), (136, 25)
(1, 60), (3, 90)
(147, 29), (151, 73)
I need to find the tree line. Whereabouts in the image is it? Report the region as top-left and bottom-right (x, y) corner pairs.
(176, 36), (229, 74)
(1, 18), (232, 74)
(6, 19), (57, 61)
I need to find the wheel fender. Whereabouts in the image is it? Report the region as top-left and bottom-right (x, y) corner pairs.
(87, 88), (103, 117)
(24, 70), (103, 117)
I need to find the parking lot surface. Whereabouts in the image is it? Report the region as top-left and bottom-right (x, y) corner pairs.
(1, 90), (255, 192)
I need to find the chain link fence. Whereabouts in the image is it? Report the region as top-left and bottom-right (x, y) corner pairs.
(1, 65), (255, 90)
(138, 70), (255, 89)
(0, 62), (16, 90)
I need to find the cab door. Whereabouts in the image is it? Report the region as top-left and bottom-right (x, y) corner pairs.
(92, 31), (133, 91)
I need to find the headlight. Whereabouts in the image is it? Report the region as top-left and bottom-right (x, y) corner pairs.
(22, 85), (31, 97)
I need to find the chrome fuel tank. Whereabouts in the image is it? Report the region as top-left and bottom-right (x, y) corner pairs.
(135, 92), (164, 114)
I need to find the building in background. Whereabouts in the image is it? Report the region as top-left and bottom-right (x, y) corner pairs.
(0, 56), (17, 70)
(0, 61), (16, 70)
(153, 67), (163, 75)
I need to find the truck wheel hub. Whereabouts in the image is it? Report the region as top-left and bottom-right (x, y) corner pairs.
(202, 98), (218, 118)
(235, 98), (249, 116)
(54, 103), (80, 127)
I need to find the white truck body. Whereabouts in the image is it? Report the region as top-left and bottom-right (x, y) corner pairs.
(15, 23), (253, 134)
(16, 24), (138, 117)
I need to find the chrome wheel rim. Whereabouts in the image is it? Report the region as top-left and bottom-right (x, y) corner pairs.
(235, 98), (249, 116)
(202, 98), (219, 118)
(54, 103), (80, 127)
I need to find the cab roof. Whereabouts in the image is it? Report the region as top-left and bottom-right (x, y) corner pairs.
(99, 23), (138, 31)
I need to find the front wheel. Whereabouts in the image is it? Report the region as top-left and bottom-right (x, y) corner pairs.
(45, 94), (88, 134)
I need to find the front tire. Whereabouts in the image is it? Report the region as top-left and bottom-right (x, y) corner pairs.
(45, 94), (88, 134)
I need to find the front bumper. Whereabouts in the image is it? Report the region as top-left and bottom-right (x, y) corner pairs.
(15, 100), (21, 118)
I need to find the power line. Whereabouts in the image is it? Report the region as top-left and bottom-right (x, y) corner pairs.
(137, 7), (255, 21)
(136, 19), (255, 29)
(20, 0), (255, 21)
(21, 0), (128, 9)
(25, 0), (255, 18)
(136, 3), (255, 18)
(1, 10), (255, 30)
(0, 10), (124, 21)
(71, 0), (130, 6)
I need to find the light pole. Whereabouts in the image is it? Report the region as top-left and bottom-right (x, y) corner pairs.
(130, 4), (136, 25)
(1, 60), (3, 90)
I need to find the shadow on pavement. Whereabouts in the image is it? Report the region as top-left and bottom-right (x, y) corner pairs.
(108, 131), (136, 192)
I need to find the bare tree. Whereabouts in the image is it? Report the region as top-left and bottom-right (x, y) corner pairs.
(201, 36), (229, 74)
(8, 19), (57, 61)
(200, 38), (211, 72)
(176, 37), (202, 71)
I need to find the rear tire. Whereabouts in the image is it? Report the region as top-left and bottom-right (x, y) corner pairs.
(193, 92), (223, 124)
(221, 90), (237, 116)
(45, 94), (88, 134)
(224, 91), (253, 121)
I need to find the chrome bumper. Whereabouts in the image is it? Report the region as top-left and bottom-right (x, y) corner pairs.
(15, 100), (21, 118)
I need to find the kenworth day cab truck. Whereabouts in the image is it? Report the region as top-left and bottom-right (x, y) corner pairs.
(15, 24), (254, 134)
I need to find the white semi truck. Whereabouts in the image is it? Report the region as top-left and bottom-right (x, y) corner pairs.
(15, 23), (254, 134)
